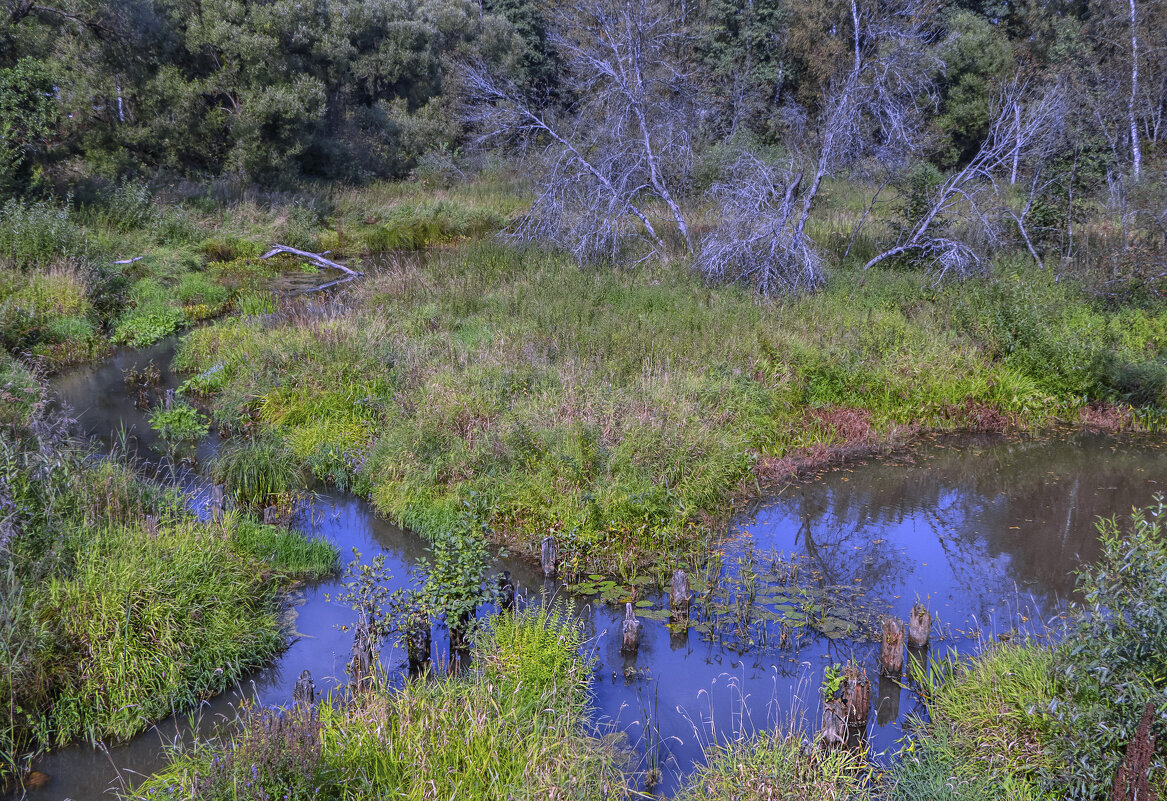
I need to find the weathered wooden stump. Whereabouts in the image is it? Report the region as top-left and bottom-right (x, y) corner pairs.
(669, 569), (691, 622)
(621, 603), (642, 653)
(405, 610), (431, 675)
(881, 616), (906, 675)
(1111, 701), (1157, 801)
(164, 389), (175, 409)
(877, 673), (902, 726)
(820, 698), (848, 748)
(540, 536), (558, 579)
(497, 571), (515, 613)
(210, 484), (226, 522)
(145, 514), (158, 538)
(449, 610), (473, 654)
(908, 602), (931, 648)
(841, 664), (871, 726)
(263, 505), (279, 526)
(293, 669), (315, 707)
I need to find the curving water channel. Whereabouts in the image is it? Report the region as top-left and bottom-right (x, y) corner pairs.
(20, 336), (1167, 800)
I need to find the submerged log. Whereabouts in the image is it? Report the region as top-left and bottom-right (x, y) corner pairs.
(261, 244), (363, 277)
(293, 669), (315, 707)
(881, 617), (906, 675)
(540, 536), (558, 579)
(909, 602), (931, 648)
(670, 569), (691, 622)
(621, 603), (641, 653)
(841, 664), (871, 726)
(497, 570), (515, 613)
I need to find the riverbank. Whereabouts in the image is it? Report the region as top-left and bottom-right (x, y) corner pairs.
(131, 605), (627, 801)
(172, 237), (1167, 577)
(0, 353), (337, 791)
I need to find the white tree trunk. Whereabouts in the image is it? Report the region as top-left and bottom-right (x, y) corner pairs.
(1129, 0), (1142, 179)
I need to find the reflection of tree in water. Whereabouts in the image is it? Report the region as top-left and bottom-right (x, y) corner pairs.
(745, 433), (1164, 620)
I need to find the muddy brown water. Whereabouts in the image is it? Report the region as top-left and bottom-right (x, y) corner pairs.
(19, 339), (1166, 799)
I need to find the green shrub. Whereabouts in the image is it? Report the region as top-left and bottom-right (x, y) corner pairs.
(1048, 498), (1167, 799)
(0, 198), (89, 269)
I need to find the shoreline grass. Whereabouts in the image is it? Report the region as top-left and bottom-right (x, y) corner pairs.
(0, 352), (337, 789)
(131, 605), (628, 801)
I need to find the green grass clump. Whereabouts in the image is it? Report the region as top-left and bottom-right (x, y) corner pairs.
(133, 605), (627, 801)
(889, 642), (1058, 800)
(677, 730), (869, 800)
(211, 436), (309, 511)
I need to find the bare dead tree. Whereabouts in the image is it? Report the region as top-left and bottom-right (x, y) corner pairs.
(461, 0), (699, 263)
(698, 0), (939, 294)
(698, 153), (825, 294)
(863, 80), (1067, 280)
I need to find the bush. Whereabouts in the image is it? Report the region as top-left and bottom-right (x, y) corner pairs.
(149, 401), (211, 447)
(1048, 498), (1167, 799)
(0, 199), (90, 269)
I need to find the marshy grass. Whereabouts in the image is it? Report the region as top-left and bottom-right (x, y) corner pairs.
(133, 604), (628, 801)
(174, 239), (1167, 575)
(889, 642), (1059, 800)
(676, 729), (870, 800)
(0, 356), (337, 788)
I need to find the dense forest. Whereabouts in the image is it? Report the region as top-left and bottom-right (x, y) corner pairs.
(3, 0), (1167, 799)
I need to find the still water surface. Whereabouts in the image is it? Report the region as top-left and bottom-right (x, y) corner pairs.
(25, 341), (1165, 799)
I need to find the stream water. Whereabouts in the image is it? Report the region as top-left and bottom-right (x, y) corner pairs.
(20, 338), (1166, 800)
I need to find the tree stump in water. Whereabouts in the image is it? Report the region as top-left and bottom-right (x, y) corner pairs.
(164, 388), (175, 409)
(263, 505), (279, 526)
(1111, 701), (1157, 801)
(497, 571), (515, 613)
(621, 603), (641, 653)
(841, 664), (871, 726)
(210, 484), (226, 522)
(908, 603), (931, 648)
(881, 617), (906, 675)
(293, 669), (315, 707)
(540, 536), (558, 578)
(670, 569), (691, 623)
(349, 613), (376, 690)
(405, 610), (431, 675)
(820, 698), (848, 748)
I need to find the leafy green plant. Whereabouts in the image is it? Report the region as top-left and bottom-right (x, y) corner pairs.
(1048, 498), (1167, 799)
(149, 401), (210, 453)
(418, 523), (494, 643)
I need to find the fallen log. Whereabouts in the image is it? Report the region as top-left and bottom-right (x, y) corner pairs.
(261, 244), (363, 277)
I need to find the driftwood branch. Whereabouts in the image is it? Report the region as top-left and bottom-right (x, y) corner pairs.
(261, 244), (363, 277)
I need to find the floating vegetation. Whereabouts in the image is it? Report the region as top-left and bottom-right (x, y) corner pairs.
(569, 545), (888, 652)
